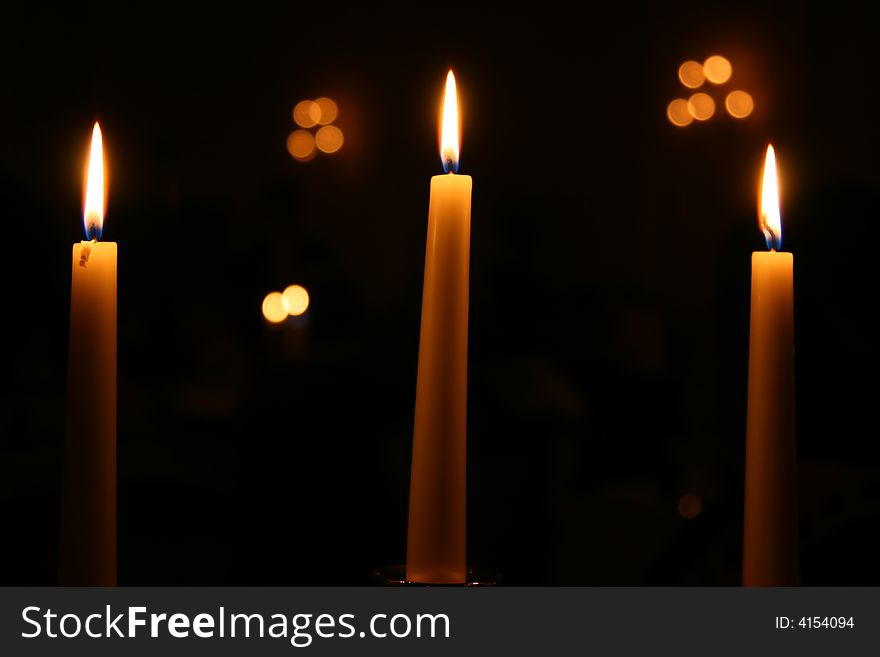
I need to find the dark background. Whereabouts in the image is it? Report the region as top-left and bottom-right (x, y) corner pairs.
(1, 2), (878, 585)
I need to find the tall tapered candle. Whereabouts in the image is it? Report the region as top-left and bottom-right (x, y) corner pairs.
(743, 145), (798, 586)
(406, 71), (472, 584)
(60, 123), (117, 586)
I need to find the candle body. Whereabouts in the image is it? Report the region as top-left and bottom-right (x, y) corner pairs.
(60, 241), (117, 586)
(407, 174), (472, 584)
(743, 251), (797, 586)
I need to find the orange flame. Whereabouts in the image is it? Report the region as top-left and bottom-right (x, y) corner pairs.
(83, 123), (106, 240)
(440, 70), (460, 173)
(759, 144), (782, 250)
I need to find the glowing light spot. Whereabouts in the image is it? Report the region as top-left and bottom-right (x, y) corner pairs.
(703, 55), (732, 84)
(314, 97), (338, 125)
(282, 284), (310, 316)
(293, 100), (321, 128)
(315, 125), (344, 154)
(287, 130), (316, 161)
(687, 93), (715, 121)
(678, 493), (703, 519)
(667, 99), (693, 127)
(725, 90), (754, 119)
(262, 292), (287, 324)
(678, 61), (705, 89)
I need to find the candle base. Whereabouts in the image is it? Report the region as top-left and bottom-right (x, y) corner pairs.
(372, 564), (500, 587)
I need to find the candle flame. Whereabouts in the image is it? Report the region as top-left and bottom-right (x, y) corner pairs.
(83, 122), (105, 240)
(759, 144), (782, 250)
(440, 70), (460, 173)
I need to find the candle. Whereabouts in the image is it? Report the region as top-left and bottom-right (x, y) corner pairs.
(743, 145), (798, 586)
(406, 71), (472, 584)
(59, 123), (117, 586)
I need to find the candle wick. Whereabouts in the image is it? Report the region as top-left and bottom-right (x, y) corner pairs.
(761, 220), (781, 252)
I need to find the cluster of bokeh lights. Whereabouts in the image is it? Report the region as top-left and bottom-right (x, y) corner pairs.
(287, 97), (344, 161)
(262, 284), (311, 324)
(667, 55), (754, 127)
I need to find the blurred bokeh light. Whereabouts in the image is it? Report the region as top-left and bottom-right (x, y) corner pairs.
(293, 100), (321, 128)
(315, 125), (344, 154)
(262, 292), (288, 324)
(287, 130), (317, 161)
(282, 284), (310, 316)
(725, 90), (754, 118)
(678, 60), (705, 89)
(666, 98), (694, 127)
(314, 97), (338, 125)
(687, 92), (715, 120)
(703, 55), (732, 84)
(678, 493), (703, 519)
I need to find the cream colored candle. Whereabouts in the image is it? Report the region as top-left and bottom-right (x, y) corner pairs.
(406, 71), (472, 584)
(743, 145), (798, 586)
(60, 123), (117, 586)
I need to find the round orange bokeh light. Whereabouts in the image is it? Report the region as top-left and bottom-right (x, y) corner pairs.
(282, 285), (310, 316)
(678, 61), (705, 89)
(262, 292), (288, 324)
(725, 90), (754, 118)
(287, 130), (316, 161)
(687, 92), (716, 121)
(667, 98), (693, 127)
(315, 125), (344, 154)
(703, 55), (732, 84)
(293, 100), (321, 128)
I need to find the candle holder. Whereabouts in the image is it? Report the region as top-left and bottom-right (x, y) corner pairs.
(372, 564), (500, 587)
